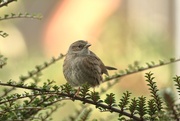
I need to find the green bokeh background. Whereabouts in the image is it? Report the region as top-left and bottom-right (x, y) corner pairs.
(0, 1), (175, 120)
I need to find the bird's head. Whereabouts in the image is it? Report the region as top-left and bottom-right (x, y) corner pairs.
(68, 40), (91, 55)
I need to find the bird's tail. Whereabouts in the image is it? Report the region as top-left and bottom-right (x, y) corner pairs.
(106, 66), (117, 70)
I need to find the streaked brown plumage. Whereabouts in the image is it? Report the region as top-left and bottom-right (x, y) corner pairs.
(63, 40), (116, 87)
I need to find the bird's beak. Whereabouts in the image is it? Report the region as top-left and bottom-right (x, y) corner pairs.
(85, 43), (91, 48)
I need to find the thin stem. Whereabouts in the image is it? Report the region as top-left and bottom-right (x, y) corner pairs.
(1, 54), (65, 97)
(0, 0), (17, 8)
(0, 82), (143, 121)
(104, 58), (180, 82)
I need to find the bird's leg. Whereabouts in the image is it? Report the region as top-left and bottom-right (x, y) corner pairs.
(93, 87), (95, 92)
(74, 87), (80, 97)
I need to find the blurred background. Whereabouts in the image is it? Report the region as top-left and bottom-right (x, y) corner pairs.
(0, 0), (179, 120)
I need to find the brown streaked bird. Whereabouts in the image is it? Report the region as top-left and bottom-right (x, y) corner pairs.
(63, 40), (117, 88)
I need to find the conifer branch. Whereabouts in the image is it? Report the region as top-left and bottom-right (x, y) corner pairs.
(0, 0), (17, 8)
(173, 75), (180, 97)
(145, 72), (163, 112)
(104, 58), (180, 82)
(0, 82), (143, 121)
(0, 13), (42, 21)
(0, 31), (8, 38)
(163, 91), (179, 120)
(1, 54), (65, 97)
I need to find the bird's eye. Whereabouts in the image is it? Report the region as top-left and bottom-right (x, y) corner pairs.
(77, 45), (83, 49)
(71, 45), (84, 51)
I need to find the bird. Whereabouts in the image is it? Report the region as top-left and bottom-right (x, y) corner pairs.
(63, 40), (117, 89)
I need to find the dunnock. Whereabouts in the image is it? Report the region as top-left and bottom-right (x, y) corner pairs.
(63, 40), (116, 88)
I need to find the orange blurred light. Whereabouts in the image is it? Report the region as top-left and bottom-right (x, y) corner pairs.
(43, 0), (121, 56)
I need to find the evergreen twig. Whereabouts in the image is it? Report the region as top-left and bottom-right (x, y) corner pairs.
(1, 54), (65, 97)
(0, 0), (17, 8)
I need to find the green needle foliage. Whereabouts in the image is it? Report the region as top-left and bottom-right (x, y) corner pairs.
(0, 54), (7, 68)
(163, 91), (179, 120)
(129, 98), (138, 116)
(174, 75), (180, 97)
(105, 93), (116, 108)
(147, 99), (157, 120)
(145, 72), (163, 112)
(1, 1), (180, 121)
(0, 58), (180, 120)
(118, 91), (131, 111)
(137, 96), (147, 120)
(75, 108), (92, 121)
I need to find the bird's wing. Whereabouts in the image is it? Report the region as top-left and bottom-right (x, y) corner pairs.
(105, 66), (117, 70)
(78, 55), (102, 86)
(84, 52), (109, 76)
(90, 51), (117, 71)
